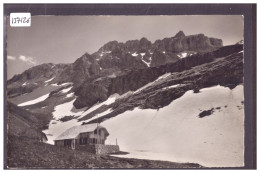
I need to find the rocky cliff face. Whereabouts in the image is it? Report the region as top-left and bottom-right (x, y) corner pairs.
(7, 63), (68, 98)
(93, 31), (222, 68)
(152, 31), (222, 53)
(56, 53), (102, 84)
(79, 45), (243, 122)
(73, 44), (242, 109)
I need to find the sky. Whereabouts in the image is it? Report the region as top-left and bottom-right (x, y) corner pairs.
(6, 15), (244, 79)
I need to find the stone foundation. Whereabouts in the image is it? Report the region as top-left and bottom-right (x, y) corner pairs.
(77, 144), (119, 154)
(95, 144), (120, 154)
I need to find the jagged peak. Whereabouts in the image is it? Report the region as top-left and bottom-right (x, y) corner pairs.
(98, 40), (120, 52)
(103, 40), (119, 47)
(74, 52), (93, 63)
(174, 31), (185, 38)
(140, 37), (150, 42)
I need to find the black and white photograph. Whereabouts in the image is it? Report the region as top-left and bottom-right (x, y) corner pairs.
(4, 4), (256, 169)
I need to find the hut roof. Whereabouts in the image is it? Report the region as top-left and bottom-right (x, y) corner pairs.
(54, 123), (109, 141)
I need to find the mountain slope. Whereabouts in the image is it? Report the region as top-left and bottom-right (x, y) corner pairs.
(78, 49), (243, 123)
(40, 44), (243, 144)
(7, 102), (48, 141)
(73, 44), (242, 110)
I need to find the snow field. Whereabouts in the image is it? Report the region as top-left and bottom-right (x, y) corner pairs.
(102, 85), (244, 167)
(18, 93), (50, 106)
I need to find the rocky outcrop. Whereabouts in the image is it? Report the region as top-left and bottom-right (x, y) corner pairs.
(8, 63), (67, 84)
(7, 83), (38, 98)
(57, 53), (101, 84)
(7, 63), (68, 97)
(74, 44), (242, 109)
(73, 83), (108, 108)
(152, 32), (222, 53)
(97, 37), (152, 54)
(92, 31), (223, 70)
(98, 51), (146, 70)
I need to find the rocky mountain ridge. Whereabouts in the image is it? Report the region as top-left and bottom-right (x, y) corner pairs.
(79, 46), (243, 123)
(73, 44), (242, 109)
(7, 31), (223, 96)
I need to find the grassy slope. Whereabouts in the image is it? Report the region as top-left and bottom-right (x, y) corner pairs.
(7, 136), (202, 169)
(7, 101), (52, 130)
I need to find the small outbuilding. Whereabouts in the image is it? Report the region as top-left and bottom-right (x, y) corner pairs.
(54, 123), (119, 154)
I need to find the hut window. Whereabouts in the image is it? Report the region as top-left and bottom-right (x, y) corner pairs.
(80, 138), (88, 145)
(64, 140), (71, 146)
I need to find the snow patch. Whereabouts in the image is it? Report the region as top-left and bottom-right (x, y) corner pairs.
(117, 91), (134, 100)
(84, 108), (113, 123)
(61, 86), (73, 93)
(51, 82), (72, 86)
(156, 73), (171, 81)
(44, 77), (55, 83)
(22, 82), (28, 86)
(66, 93), (74, 98)
(102, 85), (244, 167)
(52, 99), (87, 120)
(162, 84), (183, 90)
(107, 73), (116, 78)
(77, 94), (119, 119)
(134, 73), (172, 94)
(140, 52), (152, 67)
(141, 57), (151, 67)
(177, 52), (188, 59)
(100, 51), (111, 57)
(132, 52), (138, 56)
(18, 93), (50, 106)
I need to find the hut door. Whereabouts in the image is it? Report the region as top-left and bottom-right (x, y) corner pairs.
(72, 139), (75, 150)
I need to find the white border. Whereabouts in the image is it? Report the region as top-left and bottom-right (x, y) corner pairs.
(1, 1), (258, 173)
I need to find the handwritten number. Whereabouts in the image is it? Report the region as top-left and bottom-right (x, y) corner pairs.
(11, 17), (30, 24)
